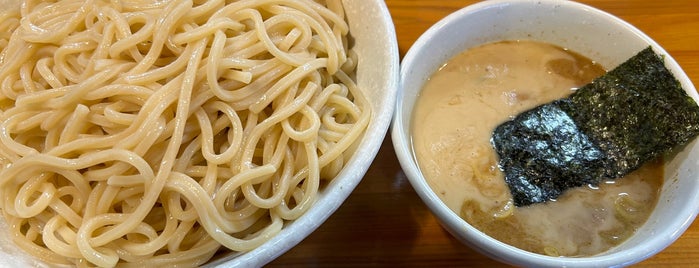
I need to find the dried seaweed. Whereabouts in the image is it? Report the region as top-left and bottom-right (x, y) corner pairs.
(492, 47), (699, 206)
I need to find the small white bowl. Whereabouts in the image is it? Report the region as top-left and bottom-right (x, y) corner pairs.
(392, 0), (699, 267)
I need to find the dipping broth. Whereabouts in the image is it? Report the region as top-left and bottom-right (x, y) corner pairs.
(411, 40), (663, 256)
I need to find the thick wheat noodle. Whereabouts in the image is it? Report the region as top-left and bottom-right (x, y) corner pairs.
(0, 0), (369, 267)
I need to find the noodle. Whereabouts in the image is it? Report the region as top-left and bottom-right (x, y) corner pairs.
(0, 0), (370, 267)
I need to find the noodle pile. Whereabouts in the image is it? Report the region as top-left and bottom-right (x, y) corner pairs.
(0, 0), (369, 266)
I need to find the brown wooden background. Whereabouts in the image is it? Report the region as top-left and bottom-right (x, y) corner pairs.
(269, 1), (699, 266)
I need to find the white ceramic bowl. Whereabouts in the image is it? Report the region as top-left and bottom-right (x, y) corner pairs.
(392, 0), (699, 267)
(0, 1), (399, 267)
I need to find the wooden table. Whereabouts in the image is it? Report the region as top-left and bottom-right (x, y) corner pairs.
(270, 1), (699, 266)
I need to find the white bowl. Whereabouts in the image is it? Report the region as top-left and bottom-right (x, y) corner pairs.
(0, 1), (399, 267)
(392, 0), (699, 267)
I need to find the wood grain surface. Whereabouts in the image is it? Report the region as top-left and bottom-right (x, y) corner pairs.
(269, 1), (699, 267)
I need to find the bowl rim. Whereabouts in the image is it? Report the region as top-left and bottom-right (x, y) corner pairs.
(392, 0), (699, 267)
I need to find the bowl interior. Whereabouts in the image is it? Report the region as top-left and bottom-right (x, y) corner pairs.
(393, 0), (699, 267)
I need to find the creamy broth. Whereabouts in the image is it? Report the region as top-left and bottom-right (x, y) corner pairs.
(411, 41), (663, 256)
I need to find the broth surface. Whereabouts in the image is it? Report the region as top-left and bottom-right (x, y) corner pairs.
(411, 40), (663, 256)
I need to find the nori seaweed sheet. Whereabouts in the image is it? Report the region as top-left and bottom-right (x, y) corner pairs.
(492, 47), (699, 206)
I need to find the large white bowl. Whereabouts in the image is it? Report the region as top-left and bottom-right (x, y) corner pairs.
(392, 0), (699, 267)
(0, 1), (399, 267)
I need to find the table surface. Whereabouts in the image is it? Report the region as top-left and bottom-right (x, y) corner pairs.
(269, 0), (699, 266)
